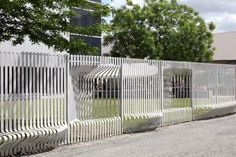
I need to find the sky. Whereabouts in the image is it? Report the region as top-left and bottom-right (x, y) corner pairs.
(102, 0), (236, 33)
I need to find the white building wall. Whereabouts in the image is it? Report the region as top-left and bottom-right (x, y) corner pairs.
(0, 38), (63, 53)
(213, 32), (236, 61)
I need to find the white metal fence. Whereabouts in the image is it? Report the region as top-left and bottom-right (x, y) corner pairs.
(0, 52), (236, 156)
(68, 55), (122, 143)
(161, 61), (193, 125)
(192, 63), (236, 119)
(121, 59), (162, 132)
(0, 52), (68, 156)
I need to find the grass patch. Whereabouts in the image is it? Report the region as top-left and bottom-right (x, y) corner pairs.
(0, 97), (191, 124)
(91, 98), (191, 118)
(0, 97), (66, 122)
(169, 98), (191, 108)
(92, 98), (120, 118)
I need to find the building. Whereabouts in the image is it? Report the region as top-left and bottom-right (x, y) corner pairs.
(212, 32), (236, 64)
(70, 0), (102, 55)
(0, 0), (103, 54)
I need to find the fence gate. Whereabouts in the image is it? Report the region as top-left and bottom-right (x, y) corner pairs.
(68, 55), (122, 144)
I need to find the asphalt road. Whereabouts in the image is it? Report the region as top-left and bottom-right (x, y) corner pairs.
(30, 114), (236, 157)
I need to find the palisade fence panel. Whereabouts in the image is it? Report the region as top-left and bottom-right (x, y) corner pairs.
(0, 52), (68, 156)
(121, 59), (162, 133)
(217, 65), (235, 103)
(192, 63), (236, 120)
(161, 61), (193, 126)
(68, 55), (122, 144)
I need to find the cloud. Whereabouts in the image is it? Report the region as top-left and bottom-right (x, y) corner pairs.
(108, 0), (236, 33)
(111, 0), (144, 8)
(178, 0), (236, 32)
(179, 0), (236, 14)
(203, 12), (236, 32)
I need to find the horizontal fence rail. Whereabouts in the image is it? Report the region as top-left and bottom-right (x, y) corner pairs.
(0, 52), (236, 156)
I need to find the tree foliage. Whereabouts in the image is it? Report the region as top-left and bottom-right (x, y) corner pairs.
(104, 0), (215, 62)
(0, 0), (110, 54)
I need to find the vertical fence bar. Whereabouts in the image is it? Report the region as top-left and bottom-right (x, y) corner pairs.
(54, 55), (57, 126)
(65, 54), (69, 125)
(55, 55), (59, 126)
(9, 52), (13, 132)
(235, 66), (236, 100)
(160, 62), (164, 112)
(42, 54), (45, 128)
(216, 65), (218, 104)
(21, 53), (25, 130)
(29, 52), (32, 130)
(191, 66), (194, 119)
(0, 52), (3, 133)
(3, 52), (6, 132)
(32, 53), (36, 129)
(50, 54), (54, 128)
(13, 52), (17, 132)
(45, 54), (49, 127)
(37, 53), (41, 129)
(5, 52), (9, 133)
(119, 61), (123, 133)
(26, 52), (30, 130)
(60, 56), (64, 124)
(17, 52), (21, 131)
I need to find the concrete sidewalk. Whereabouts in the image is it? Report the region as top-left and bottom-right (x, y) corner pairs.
(30, 114), (236, 157)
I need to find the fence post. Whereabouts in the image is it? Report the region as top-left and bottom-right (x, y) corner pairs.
(191, 67), (194, 120)
(216, 65), (218, 104)
(235, 65), (236, 100)
(160, 61), (164, 113)
(119, 60), (123, 133)
(65, 53), (71, 144)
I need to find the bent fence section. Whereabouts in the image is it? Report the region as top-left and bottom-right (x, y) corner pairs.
(0, 52), (236, 156)
(0, 52), (68, 156)
(67, 55), (123, 143)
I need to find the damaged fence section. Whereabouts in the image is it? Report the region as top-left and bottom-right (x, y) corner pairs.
(0, 52), (236, 156)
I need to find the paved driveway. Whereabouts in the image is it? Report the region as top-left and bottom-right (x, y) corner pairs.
(30, 114), (236, 157)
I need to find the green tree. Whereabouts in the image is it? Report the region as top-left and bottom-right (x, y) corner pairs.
(104, 0), (215, 62)
(0, 0), (110, 54)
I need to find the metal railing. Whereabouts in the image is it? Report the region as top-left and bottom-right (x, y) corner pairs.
(0, 52), (236, 156)
(0, 52), (68, 156)
(68, 55), (122, 143)
(192, 63), (236, 120)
